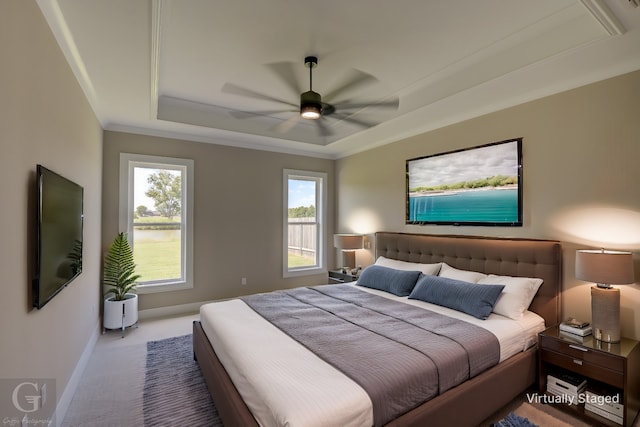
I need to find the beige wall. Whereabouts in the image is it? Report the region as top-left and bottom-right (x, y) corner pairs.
(336, 70), (640, 340)
(0, 0), (103, 419)
(102, 132), (335, 311)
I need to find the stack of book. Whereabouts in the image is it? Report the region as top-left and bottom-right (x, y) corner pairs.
(559, 330), (590, 344)
(584, 386), (623, 425)
(559, 319), (592, 336)
(547, 372), (587, 402)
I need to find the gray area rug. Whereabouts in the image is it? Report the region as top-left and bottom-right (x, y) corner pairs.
(143, 334), (222, 426)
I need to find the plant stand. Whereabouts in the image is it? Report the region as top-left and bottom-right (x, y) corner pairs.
(103, 293), (138, 338)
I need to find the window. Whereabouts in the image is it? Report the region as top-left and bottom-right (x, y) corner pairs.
(120, 153), (194, 293)
(283, 169), (327, 277)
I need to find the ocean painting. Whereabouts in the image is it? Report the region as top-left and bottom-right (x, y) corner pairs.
(406, 139), (522, 226)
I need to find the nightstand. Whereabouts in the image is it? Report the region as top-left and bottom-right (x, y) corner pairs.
(538, 326), (640, 426)
(328, 269), (358, 284)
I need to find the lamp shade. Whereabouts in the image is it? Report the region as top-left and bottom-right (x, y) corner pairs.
(333, 234), (363, 250)
(575, 249), (634, 285)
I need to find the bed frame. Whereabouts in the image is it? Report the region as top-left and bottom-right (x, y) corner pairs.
(193, 232), (562, 427)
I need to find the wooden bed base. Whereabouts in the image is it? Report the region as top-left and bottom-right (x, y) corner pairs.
(193, 232), (562, 427)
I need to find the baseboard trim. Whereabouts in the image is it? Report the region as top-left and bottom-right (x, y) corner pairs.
(55, 320), (101, 426)
(138, 300), (217, 320)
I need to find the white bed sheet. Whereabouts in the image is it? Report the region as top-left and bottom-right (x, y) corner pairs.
(199, 285), (545, 427)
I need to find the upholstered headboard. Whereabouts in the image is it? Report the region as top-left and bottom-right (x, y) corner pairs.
(375, 232), (562, 327)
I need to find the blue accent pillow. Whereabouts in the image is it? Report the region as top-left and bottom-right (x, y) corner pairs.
(357, 265), (422, 296)
(408, 275), (505, 320)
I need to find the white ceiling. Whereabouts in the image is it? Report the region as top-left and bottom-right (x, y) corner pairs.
(38, 0), (640, 159)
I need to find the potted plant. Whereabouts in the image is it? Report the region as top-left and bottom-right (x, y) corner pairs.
(103, 232), (141, 337)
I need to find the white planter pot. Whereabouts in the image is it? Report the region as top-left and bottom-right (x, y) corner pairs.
(103, 293), (138, 332)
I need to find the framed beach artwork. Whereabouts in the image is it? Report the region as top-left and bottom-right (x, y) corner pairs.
(406, 138), (523, 226)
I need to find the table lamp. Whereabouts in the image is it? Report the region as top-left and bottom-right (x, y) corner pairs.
(575, 249), (634, 343)
(333, 234), (363, 272)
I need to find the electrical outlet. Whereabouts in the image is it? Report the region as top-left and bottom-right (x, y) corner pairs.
(241, 277), (247, 285)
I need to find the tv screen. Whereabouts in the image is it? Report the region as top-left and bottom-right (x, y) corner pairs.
(33, 165), (84, 309)
(406, 138), (523, 226)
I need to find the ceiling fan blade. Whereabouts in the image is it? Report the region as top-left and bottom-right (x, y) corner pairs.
(272, 115), (301, 133)
(323, 69), (378, 102)
(315, 118), (334, 136)
(265, 61), (302, 98)
(229, 109), (297, 119)
(330, 113), (378, 128)
(334, 97), (399, 110)
(222, 83), (298, 108)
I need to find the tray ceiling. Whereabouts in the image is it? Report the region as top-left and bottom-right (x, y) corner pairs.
(38, 0), (640, 158)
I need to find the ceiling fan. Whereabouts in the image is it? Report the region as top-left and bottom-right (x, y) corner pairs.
(222, 56), (399, 136)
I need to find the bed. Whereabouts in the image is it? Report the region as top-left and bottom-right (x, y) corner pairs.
(193, 232), (562, 427)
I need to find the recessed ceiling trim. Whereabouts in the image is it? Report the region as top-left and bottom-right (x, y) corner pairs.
(401, 3), (604, 112)
(149, 0), (163, 120)
(105, 122), (336, 159)
(36, 0), (101, 122)
(580, 0), (626, 35)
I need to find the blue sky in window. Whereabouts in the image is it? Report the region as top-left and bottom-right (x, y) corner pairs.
(289, 179), (316, 208)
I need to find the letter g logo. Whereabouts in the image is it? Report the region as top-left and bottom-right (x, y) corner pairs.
(11, 382), (41, 413)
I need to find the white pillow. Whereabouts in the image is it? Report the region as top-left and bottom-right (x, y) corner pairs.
(477, 274), (543, 320)
(438, 263), (487, 283)
(374, 256), (441, 276)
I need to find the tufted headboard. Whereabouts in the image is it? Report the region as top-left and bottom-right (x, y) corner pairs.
(375, 232), (562, 327)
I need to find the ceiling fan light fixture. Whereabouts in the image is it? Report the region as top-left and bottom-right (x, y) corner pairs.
(300, 90), (322, 120)
(301, 104), (321, 119)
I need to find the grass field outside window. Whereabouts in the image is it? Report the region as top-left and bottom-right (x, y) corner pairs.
(133, 215), (182, 282)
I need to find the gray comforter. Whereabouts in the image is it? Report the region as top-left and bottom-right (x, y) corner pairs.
(242, 284), (500, 426)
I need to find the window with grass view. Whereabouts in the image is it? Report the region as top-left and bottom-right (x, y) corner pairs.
(283, 169), (327, 277)
(120, 154), (193, 292)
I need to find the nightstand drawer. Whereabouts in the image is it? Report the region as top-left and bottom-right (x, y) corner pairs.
(540, 335), (624, 372)
(540, 349), (624, 388)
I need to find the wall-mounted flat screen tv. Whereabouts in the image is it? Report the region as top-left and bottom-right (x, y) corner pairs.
(33, 165), (84, 309)
(406, 138), (523, 226)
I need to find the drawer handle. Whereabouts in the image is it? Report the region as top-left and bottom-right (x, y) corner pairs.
(573, 359), (583, 366)
(569, 344), (588, 352)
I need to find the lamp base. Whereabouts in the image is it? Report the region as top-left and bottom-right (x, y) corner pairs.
(591, 286), (620, 343)
(342, 250), (356, 270)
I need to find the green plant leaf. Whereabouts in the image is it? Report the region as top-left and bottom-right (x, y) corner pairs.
(103, 232), (140, 301)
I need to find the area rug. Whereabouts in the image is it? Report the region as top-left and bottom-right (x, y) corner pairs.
(497, 402), (587, 427)
(143, 334), (222, 426)
(491, 411), (539, 427)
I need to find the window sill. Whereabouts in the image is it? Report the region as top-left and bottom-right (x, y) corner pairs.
(136, 280), (193, 294)
(283, 267), (327, 279)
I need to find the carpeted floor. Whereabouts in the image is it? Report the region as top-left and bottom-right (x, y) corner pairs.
(62, 313), (199, 427)
(143, 334), (221, 426)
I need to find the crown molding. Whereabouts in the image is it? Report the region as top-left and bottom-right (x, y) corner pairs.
(580, 0), (626, 35)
